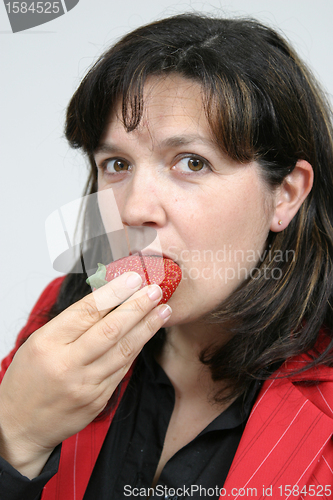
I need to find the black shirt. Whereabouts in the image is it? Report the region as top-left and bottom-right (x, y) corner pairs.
(0, 335), (261, 500)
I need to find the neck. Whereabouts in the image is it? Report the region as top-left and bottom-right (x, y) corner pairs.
(156, 320), (231, 403)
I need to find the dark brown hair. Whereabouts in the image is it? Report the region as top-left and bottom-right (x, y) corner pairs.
(53, 13), (333, 399)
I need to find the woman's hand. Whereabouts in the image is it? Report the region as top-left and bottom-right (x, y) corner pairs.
(0, 272), (171, 479)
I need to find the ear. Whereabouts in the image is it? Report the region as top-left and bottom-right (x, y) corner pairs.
(270, 160), (314, 232)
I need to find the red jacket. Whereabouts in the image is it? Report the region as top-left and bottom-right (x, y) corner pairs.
(1, 278), (333, 499)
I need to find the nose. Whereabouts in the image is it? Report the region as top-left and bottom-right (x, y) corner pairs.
(119, 168), (167, 228)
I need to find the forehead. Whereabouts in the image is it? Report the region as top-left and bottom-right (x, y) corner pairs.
(141, 75), (205, 119)
(103, 75), (211, 145)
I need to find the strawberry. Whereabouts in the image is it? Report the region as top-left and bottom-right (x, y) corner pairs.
(86, 255), (182, 304)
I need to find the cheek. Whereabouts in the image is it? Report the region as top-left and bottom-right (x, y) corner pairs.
(175, 181), (273, 278)
(223, 176), (274, 238)
(97, 178), (126, 217)
(97, 175), (108, 195)
(196, 185), (268, 246)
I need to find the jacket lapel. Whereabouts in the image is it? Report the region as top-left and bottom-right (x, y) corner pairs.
(41, 366), (134, 500)
(40, 347), (333, 500)
(222, 369), (333, 499)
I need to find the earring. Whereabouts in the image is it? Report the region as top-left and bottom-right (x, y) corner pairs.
(278, 220), (283, 225)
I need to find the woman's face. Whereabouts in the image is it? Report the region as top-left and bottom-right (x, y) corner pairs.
(95, 75), (276, 327)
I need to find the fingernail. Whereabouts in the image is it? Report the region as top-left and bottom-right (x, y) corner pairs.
(158, 304), (172, 320)
(126, 272), (143, 289)
(147, 285), (162, 301)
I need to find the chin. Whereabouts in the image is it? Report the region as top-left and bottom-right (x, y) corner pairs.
(161, 300), (209, 328)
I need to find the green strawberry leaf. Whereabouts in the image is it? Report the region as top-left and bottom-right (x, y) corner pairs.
(86, 263), (108, 289)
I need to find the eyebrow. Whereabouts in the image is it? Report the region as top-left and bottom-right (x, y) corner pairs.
(94, 143), (119, 155)
(94, 134), (214, 155)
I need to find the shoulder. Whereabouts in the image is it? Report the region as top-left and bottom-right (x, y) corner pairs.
(29, 276), (65, 313)
(21, 276), (66, 333)
(261, 331), (333, 420)
(0, 276), (66, 379)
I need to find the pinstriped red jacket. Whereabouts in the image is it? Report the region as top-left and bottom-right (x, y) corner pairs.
(1, 278), (333, 499)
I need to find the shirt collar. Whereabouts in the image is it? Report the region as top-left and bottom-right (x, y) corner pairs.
(140, 331), (262, 431)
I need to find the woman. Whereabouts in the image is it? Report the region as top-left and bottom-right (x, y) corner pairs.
(0, 13), (332, 500)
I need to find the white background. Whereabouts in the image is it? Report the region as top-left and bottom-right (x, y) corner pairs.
(1, 0), (333, 360)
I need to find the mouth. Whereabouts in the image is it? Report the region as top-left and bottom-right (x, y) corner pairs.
(87, 252), (182, 304)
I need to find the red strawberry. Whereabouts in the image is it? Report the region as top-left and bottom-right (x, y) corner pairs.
(87, 255), (182, 304)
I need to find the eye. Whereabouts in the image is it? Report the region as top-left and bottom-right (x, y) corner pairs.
(174, 156), (208, 173)
(105, 158), (131, 173)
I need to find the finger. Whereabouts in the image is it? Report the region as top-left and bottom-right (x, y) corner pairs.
(88, 303), (172, 382)
(75, 284), (166, 365)
(39, 272), (143, 344)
